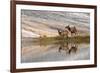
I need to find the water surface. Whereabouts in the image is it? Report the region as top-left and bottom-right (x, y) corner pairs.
(21, 38), (90, 63)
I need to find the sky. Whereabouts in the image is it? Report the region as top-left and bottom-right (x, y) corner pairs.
(21, 10), (90, 38)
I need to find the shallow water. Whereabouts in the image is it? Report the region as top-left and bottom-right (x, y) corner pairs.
(21, 38), (90, 63)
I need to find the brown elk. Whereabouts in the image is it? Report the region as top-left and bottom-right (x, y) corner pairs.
(57, 29), (69, 38)
(65, 25), (78, 37)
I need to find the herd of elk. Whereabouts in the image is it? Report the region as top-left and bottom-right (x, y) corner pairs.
(58, 25), (78, 37)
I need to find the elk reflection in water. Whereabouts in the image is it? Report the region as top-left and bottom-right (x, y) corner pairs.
(21, 39), (90, 63)
(58, 42), (78, 55)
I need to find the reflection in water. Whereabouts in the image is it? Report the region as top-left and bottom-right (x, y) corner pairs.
(58, 42), (78, 55)
(21, 38), (90, 63)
